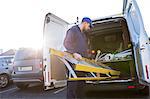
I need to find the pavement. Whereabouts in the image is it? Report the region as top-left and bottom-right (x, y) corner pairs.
(0, 83), (149, 99)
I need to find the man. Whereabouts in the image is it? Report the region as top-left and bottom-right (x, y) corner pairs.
(64, 17), (93, 98)
(64, 17), (93, 60)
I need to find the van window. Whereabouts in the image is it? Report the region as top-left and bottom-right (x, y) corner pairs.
(14, 49), (42, 61)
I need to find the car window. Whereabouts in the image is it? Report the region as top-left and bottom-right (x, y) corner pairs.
(14, 49), (42, 61)
(0, 57), (14, 66)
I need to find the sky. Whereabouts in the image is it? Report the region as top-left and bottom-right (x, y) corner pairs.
(0, 0), (150, 51)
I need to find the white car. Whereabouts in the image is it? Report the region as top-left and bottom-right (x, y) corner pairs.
(0, 56), (14, 88)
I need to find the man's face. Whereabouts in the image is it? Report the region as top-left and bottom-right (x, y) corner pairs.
(83, 22), (91, 31)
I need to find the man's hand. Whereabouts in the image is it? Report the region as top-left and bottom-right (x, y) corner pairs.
(73, 53), (82, 60)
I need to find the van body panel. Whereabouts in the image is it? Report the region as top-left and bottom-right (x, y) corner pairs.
(43, 13), (69, 88)
(123, 0), (150, 84)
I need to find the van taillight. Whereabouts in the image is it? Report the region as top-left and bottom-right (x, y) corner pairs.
(145, 65), (149, 79)
(127, 86), (135, 89)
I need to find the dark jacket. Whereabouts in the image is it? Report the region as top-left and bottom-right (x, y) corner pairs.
(64, 25), (88, 57)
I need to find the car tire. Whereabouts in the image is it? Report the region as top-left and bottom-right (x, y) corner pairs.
(0, 74), (9, 88)
(16, 83), (29, 89)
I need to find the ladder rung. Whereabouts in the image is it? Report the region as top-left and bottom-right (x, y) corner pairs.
(68, 76), (119, 81)
(75, 64), (120, 76)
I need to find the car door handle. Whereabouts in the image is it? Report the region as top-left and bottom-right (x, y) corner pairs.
(5, 67), (8, 69)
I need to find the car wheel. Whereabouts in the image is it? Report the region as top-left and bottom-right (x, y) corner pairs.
(16, 83), (29, 89)
(0, 74), (9, 88)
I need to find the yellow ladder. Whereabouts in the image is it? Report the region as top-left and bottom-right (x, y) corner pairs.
(50, 48), (120, 81)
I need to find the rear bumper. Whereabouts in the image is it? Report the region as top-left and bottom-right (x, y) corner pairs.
(12, 72), (43, 83)
(12, 78), (43, 83)
(84, 82), (137, 91)
(68, 79), (143, 91)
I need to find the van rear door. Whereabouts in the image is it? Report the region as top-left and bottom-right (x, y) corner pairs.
(123, 0), (150, 85)
(43, 13), (69, 89)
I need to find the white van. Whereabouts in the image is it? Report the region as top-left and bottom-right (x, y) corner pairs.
(43, 0), (150, 95)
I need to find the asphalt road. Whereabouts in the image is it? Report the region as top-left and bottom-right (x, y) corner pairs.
(0, 83), (149, 99)
(0, 84), (66, 99)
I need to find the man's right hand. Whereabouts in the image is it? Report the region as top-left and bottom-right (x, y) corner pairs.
(73, 53), (82, 60)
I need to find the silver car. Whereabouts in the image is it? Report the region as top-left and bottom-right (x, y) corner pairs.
(0, 56), (14, 88)
(12, 48), (43, 89)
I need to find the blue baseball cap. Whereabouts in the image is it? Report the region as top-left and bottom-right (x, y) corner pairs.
(82, 17), (94, 28)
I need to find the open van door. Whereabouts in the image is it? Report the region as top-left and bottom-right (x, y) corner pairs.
(43, 13), (69, 90)
(123, 0), (150, 85)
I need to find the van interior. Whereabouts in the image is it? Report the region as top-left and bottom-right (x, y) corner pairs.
(86, 17), (136, 80)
